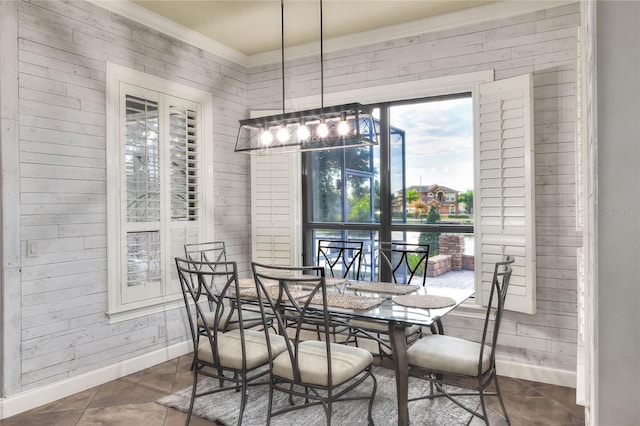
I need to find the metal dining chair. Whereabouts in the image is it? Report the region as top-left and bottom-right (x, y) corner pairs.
(316, 239), (364, 281)
(406, 255), (515, 425)
(251, 261), (377, 425)
(184, 241), (227, 264)
(183, 242), (266, 349)
(175, 257), (287, 425)
(284, 239), (364, 343)
(349, 241), (431, 358)
(314, 239), (364, 341)
(376, 241), (430, 286)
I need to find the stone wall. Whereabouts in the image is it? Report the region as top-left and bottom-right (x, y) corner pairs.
(462, 255), (475, 271)
(439, 235), (465, 270)
(438, 235), (475, 271)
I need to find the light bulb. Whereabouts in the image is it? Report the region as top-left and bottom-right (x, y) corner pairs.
(260, 129), (273, 145)
(277, 126), (289, 142)
(337, 120), (349, 136)
(297, 124), (310, 140)
(317, 122), (329, 138)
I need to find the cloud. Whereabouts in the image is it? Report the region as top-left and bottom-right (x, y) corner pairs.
(388, 97), (474, 192)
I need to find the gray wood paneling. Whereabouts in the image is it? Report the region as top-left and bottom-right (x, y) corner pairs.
(14, 0), (248, 391)
(6, 0), (582, 395)
(247, 3), (581, 372)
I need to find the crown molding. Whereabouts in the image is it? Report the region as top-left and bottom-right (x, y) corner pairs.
(88, 0), (249, 65)
(88, 0), (576, 68)
(249, 1), (576, 67)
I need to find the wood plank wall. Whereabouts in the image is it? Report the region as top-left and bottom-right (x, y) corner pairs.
(14, 0), (249, 391)
(247, 3), (581, 373)
(9, 0), (581, 394)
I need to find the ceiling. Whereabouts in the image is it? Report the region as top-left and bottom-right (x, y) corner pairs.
(130, 0), (499, 56)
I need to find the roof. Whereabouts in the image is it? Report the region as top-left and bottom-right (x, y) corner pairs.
(408, 184), (460, 193)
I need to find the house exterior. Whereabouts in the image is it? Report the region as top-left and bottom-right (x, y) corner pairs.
(414, 184), (460, 217)
(0, 1), (637, 424)
(392, 185), (460, 217)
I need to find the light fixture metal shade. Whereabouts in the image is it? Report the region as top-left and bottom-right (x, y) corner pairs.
(235, 103), (378, 154)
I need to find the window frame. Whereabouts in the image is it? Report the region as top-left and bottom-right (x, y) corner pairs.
(106, 63), (214, 323)
(302, 95), (475, 277)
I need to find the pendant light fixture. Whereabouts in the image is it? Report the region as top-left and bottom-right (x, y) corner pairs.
(234, 0), (378, 154)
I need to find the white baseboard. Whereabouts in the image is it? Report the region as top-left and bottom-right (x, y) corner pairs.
(0, 341), (191, 420)
(496, 358), (576, 388)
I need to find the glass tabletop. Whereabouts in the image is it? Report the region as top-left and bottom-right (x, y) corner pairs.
(321, 282), (474, 327)
(235, 279), (474, 328)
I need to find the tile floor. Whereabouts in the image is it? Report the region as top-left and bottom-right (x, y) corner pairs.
(1, 354), (585, 426)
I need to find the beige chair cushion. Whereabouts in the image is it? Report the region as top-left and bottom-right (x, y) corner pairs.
(349, 318), (421, 336)
(198, 329), (287, 370)
(198, 308), (264, 330)
(272, 340), (372, 386)
(407, 334), (491, 377)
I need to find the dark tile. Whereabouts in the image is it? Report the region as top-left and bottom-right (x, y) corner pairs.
(123, 358), (179, 394)
(494, 385), (584, 426)
(173, 355), (197, 392)
(84, 354), (180, 410)
(0, 409), (84, 426)
(28, 387), (98, 415)
(77, 401), (167, 426)
(468, 408), (508, 426)
(88, 378), (171, 409)
(536, 384), (585, 418)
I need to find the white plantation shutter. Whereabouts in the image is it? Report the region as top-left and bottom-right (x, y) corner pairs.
(251, 153), (301, 266)
(120, 88), (203, 304)
(167, 99), (201, 293)
(107, 63), (212, 320)
(475, 74), (536, 314)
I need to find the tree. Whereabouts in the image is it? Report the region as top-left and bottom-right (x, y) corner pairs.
(406, 188), (420, 204)
(458, 189), (473, 214)
(412, 199), (428, 221)
(419, 205), (441, 255)
(426, 204), (441, 224)
(313, 147), (373, 222)
(348, 194), (372, 222)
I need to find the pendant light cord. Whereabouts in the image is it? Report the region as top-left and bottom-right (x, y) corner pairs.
(281, 0), (285, 114)
(320, 0), (324, 110)
(281, 0), (324, 113)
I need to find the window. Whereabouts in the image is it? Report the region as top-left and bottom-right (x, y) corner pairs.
(252, 71), (536, 314)
(303, 94), (474, 285)
(106, 64), (213, 321)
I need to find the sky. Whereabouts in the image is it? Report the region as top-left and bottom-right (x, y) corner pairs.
(388, 97), (474, 193)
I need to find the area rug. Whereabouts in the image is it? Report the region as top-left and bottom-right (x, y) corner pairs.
(156, 366), (478, 425)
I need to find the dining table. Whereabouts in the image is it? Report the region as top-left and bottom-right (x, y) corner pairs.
(236, 277), (474, 426)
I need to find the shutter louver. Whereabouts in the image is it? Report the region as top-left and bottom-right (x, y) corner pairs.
(168, 101), (201, 292)
(251, 153), (301, 266)
(169, 105), (199, 222)
(476, 74), (536, 314)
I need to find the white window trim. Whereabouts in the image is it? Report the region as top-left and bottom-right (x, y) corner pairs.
(105, 63), (214, 323)
(284, 71), (494, 112)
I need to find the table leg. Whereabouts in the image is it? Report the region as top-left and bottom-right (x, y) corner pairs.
(388, 321), (410, 426)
